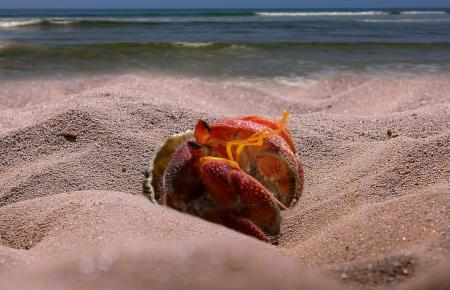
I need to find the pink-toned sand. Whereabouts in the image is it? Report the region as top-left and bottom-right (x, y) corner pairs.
(0, 72), (449, 289)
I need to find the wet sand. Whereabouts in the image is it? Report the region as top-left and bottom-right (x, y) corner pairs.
(0, 72), (449, 289)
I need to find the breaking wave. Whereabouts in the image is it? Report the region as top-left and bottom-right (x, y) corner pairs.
(361, 19), (450, 23)
(0, 19), (43, 28)
(1, 10), (449, 29)
(255, 11), (390, 16)
(400, 11), (448, 15)
(0, 18), (165, 28)
(2, 41), (450, 56)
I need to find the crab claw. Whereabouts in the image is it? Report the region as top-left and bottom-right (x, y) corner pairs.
(162, 142), (204, 209)
(198, 157), (281, 243)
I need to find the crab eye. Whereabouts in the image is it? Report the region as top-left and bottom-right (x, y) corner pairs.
(201, 120), (212, 132)
(187, 141), (202, 149)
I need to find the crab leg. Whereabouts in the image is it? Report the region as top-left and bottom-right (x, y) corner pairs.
(203, 209), (271, 242)
(198, 157), (281, 243)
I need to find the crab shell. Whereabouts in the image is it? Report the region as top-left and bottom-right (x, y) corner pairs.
(143, 115), (304, 242)
(143, 130), (194, 203)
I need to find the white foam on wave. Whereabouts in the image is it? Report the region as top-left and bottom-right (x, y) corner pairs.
(255, 11), (389, 17)
(361, 19), (450, 23)
(229, 44), (248, 49)
(173, 42), (250, 49)
(173, 42), (216, 48)
(0, 19), (43, 28)
(0, 16), (164, 28)
(273, 76), (311, 86)
(400, 11), (447, 15)
(51, 20), (76, 25)
(0, 18), (79, 28)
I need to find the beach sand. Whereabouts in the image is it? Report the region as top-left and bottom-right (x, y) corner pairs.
(0, 72), (449, 289)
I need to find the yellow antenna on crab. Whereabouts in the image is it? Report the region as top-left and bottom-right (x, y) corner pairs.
(280, 110), (289, 125)
(226, 111), (289, 162)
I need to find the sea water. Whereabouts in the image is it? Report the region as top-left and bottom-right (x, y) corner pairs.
(1, 8), (450, 79)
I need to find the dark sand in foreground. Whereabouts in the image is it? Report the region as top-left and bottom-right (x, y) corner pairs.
(0, 73), (449, 289)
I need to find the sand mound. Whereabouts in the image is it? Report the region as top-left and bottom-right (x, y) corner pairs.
(0, 239), (343, 290)
(0, 72), (449, 289)
(0, 191), (255, 253)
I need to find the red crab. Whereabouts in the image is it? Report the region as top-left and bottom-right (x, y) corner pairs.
(143, 112), (304, 243)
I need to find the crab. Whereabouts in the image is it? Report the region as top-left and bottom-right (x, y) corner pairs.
(143, 112), (304, 243)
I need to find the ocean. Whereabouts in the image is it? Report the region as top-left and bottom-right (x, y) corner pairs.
(1, 8), (450, 79)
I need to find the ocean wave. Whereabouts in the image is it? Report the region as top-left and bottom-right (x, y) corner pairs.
(0, 19), (44, 28)
(172, 42), (249, 49)
(361, 19), (450, 23)
(80, 11), (256, 17)
(0, 18), (165, 28)
(255, 11), (389, 16)
(0, 17), (266, 28)
(0, 11), (257, 18)
(0, 18), (93, 28)
(400, 11), (448, 15)
(173, 42), (220, 48)
(177, 12), (256, 17)
(0, 42), (242, 56)
(2, 42), (450, 57)
(2, 10), (448, 29)
(0, 42), (9, 51)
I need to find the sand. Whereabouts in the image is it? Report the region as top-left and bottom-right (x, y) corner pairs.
(0, 72), (449, 289)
